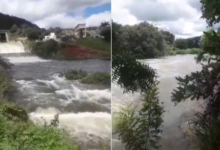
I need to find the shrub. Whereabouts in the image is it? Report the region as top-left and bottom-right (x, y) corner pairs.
(0, 70), (14, 100)
(0, 100), (28, 122)
(32, 39), (60, 58)
(0, 107), (80, 150)
(81, 72), (110, 85)
(61, 35), (76, 43)
(113, 82), (164, 150)
(100, 26), (111, 42)
(188, 111), (220, 150)
(63, 70), (88, 80)
(0, 56), (11, 69)
(25, 28), (40, 40)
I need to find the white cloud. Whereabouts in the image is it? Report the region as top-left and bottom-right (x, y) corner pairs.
(112, 0), (207, 38)
(35, 11), (111, 28)
(0, 0), (111, 28)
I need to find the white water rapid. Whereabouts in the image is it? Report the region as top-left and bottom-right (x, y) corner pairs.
(0, 41), (26, 54)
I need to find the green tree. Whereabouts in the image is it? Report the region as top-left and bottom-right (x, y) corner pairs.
(113, 82), (164, 150)
(112, 20), (164, 150)
(115, 22), (167, 59)
(100, 21), (109, 28)
(112, 21), (123, 53)
(25, 27), (40, 40)
(174, 38), (188, 49)
(161, 30), (175, 45)
(100, 26), (111, 42)
(171, 0), (220, 149)
(32, 39), (60, 58)
(10, 24), (18, 33)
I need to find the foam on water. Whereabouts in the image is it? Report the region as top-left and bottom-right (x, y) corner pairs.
(6, 56), (51, 63)
(140, 55), (202, 79)
(0, 41), (25, 54)
(29, 107), (111, 146)
(0, 42), (51, 63)
(14, 74), (112, 147)
(15, 75), (111, 104)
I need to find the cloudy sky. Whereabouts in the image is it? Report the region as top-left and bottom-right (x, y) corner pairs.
(0, 0), (111, 28)
(112, 0), (208, 38)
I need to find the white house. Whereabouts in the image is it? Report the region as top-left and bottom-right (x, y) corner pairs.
(43, 32), (57, 41)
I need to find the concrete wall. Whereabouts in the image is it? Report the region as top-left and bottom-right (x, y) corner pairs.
(5, 32), (9, 42)
(0, 32), (9, 42)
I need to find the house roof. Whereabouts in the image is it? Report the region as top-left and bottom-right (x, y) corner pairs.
(74, 23), (86, 30)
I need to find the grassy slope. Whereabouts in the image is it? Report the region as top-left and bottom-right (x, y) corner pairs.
(75, 38), (110, 59)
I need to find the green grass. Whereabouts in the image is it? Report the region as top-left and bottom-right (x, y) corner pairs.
(75, 38), (110, 51)
(81, 72), (111, 85)
(0, 101), (80, 150)
(176, 48), (201, 54)
(63, 70), (88, 80)
(167, 47), (201, 55)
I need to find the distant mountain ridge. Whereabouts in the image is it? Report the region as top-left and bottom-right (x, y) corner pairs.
(0, 12), (39, 30)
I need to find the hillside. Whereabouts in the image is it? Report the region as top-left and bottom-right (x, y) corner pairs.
(0, 12), (39, 30)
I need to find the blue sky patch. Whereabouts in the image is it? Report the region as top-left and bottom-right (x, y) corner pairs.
(84, 3), (111, 17)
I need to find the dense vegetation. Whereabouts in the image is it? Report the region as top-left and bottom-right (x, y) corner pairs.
(0, 12), (38, 30)
(112, 0), (220, 150)
(112, 21), (202, 59)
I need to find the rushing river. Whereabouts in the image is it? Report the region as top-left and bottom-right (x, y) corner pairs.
(112, 55), (203, 150)
(5, 56), (111, 149)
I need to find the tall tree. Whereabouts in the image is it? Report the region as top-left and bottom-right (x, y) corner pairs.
(161, 30), (175, 45)
(100, 21), (111, 42)
(112, 20), (164, 150)
(174, 38), (188, 49)
(114, 21), (167, 59)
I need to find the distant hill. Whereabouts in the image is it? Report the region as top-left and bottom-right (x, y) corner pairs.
(0, 13), (39, 30)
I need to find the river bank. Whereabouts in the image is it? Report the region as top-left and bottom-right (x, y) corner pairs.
(23, 38), (110, 60)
